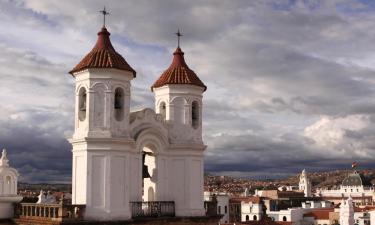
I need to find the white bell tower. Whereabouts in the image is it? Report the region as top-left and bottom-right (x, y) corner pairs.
(151, 31), (206, 144)
(151, 31), (207, 216)
(340, 196), (354, 225)
(69, 22), (136, 220)
(299, 169), (311, 197)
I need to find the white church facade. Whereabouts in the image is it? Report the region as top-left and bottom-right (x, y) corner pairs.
(315, 170), (374, 205)
(68, 25), (207, 220)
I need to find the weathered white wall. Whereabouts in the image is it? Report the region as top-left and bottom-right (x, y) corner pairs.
(71, 68), (135, 220)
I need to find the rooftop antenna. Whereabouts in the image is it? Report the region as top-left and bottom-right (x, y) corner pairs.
(175, 29), (183, 48)
(99, 6), (110, 27)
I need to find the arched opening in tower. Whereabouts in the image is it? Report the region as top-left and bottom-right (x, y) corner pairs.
(142, 145), (156, 202)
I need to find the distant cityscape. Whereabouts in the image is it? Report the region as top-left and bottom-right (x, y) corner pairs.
(17, 168), (375, 197)
(14, 168), (375, 224)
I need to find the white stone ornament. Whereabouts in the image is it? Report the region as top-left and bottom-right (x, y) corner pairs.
(0, 148), (23, 219)
(0, 149), (9, 167)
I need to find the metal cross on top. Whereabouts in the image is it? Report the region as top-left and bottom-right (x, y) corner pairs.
(175, 29), (183, 48)
(99, 6), (110, 27)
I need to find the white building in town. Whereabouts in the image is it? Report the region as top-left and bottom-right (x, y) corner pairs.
(241, 197), (263, 222)
(315, 171), (374, 205)
(299, 169), (312, 197)
(69, 24), (207, 221)
(267, 200), (333, 224)
(36, 190), (57, 204)
(340, 196), (354, 225)
(0, 149), (23, 219)
(354, 207), (372, 225)
(204, 192), (230, 224)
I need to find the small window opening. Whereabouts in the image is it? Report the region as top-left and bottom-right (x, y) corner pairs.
(159, 102), (166, 119)
(114, 88), (124, 121)
(192, 101), (199, 129)
(6, 176), (11, 185)
(115, 89), (123, 109)
(254, 215), (257, 221)
(78, 88), (87, 121)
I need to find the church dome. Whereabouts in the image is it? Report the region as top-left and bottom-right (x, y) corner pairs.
(341, 171), (372, 187)
(69, 27), (136, 76)
(151, 47), (206, 91)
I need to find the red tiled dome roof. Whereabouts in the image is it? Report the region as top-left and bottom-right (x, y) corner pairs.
(69, 27), (136, 76)
(151, 47), (206, 91)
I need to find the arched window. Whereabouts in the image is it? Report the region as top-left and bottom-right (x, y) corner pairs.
(78, 87), (87, 121)
(114, 88), (124, 121)
(253, 215), (257, 221)
(192, 101), (199, 128)
(246, 215), (249, 221)
(4, 176), (12, 195)
(283, 216), (287, 221)
(159, 102), (166, 119)
(148, 187), (154, 201)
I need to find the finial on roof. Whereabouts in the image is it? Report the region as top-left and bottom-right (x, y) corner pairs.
(175, 29), (183, 48)
(0, 149), (9, 167)
(99, 6), (110, 28)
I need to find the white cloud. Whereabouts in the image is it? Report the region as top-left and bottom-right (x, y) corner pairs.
(304, 115), (371, 158)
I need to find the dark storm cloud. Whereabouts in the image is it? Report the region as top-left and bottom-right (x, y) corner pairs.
(0, 108), (72, 183)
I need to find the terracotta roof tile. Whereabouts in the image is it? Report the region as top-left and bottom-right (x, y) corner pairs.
(354, 206), (375, 212)
(70, 27), (136, 76)
(303, 209), (333, 220)
(151, 47), (206, 91)
(277, 191), (305, 198)
(230, 196), (262, 204)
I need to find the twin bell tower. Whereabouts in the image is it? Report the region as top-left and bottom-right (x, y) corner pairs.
(68, 11), (207, 221)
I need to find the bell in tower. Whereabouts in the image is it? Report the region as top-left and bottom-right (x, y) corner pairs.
(142, 152), (151, 179)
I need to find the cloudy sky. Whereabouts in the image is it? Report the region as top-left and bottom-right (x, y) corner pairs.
(2, 0), (375, 183)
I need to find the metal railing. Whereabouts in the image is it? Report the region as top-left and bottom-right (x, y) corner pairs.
(204, 201), (218, 216)
(130, 201), (175, 218)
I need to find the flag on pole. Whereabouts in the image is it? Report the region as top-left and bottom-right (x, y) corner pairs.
(352, 162), (358, 168)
